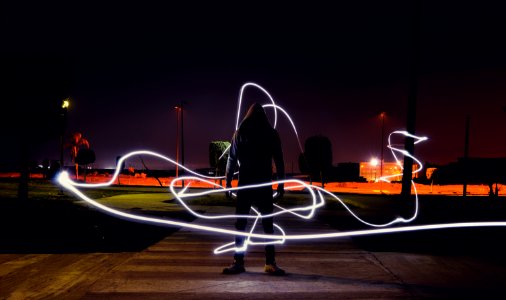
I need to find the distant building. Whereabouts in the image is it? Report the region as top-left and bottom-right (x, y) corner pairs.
(359, 161), (419, 182)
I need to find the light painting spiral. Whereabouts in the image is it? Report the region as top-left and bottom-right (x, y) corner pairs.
(57, 82), (506, 255)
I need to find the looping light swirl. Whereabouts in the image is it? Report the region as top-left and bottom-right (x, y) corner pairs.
(58, 82), (506, 254)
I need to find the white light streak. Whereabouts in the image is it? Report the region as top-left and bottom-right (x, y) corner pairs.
(57, 171), (506, 243)
(235, 82), (278, 130)
(56, 82), (506, 255)
(262, 103), (304, 152)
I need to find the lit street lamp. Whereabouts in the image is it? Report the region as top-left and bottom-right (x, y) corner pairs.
(60, 98), (71, 172)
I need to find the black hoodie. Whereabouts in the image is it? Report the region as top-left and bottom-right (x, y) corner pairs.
(226, 103), (285, 186)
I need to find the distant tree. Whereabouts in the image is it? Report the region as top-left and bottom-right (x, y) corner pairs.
(432, 158), (506, 197)
(299, 135), (332, 187)
(209, 141), (231, 186)
(66, 132), (91, 180)
(75, 148), (96, 181)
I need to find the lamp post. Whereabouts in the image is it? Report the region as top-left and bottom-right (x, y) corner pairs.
(174, 105), (180, 179)
(380, 112), (385, 193)
(60, 98), (70, 172)
(380, 112), (385, 180)
(58, 98), (70, 195)
(175, 102), (185, 188)
(401, 0), (421, 204)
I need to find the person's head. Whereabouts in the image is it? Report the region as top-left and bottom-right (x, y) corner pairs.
(240, 103), (271, 131)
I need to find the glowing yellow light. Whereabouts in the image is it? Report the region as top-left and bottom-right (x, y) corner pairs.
(370, 158), (379, 167)
(62, 99), (70, 109)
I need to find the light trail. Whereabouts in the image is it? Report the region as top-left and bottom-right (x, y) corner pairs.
(263, 103), (304, 153)
(57, 82), (506, 254)
(57, 171), (506, 245)
(235, 82), (278, 130)
(218, 87), (303, 162)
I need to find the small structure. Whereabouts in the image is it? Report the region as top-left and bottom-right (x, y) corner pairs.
(359, 161), (419, 182)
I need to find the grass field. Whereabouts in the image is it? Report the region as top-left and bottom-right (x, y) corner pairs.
(3, 178), (506, 256)
(0, 179), (188, 253)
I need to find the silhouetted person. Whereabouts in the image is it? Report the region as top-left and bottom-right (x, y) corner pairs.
(223, 103), (286, 275)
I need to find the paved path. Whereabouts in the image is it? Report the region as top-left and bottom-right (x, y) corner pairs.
(2, 205), (506, 299)
(82, 206), (413, 299)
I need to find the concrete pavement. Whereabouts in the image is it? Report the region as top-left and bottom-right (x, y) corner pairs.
(81, 206), (506, 299)
(2, 205), (506, 299)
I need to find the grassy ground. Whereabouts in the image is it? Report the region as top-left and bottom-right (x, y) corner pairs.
(321, 193), (506, 257)
(0, 179), (193, 253)
(0, 179), (337, 253)
(3, 178), (506, 257)
(0, 178), (364, 254)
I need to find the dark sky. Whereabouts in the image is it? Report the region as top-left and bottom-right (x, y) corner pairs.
(2, 1), (506, 171)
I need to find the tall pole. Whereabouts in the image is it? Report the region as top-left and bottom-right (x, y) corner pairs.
(180, 101), (185, 188)
(380, 113), (385, 179)
(463, 115), (470, 197)
(60, 135), (64, 172)
(60, 99), (69, 172)
(401, 0), (421, 207)
(58, 98), (70, 195)
(380, 112), (385, 193)
(175, 106), (180, 179)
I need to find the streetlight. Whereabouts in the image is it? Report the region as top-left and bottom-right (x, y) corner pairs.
(380, 112), (385, 181)
(60, 97), (71, 172)
(379, 112), (386, 193)
(174, 101), (185, 188)
(174, 105), (181, 179)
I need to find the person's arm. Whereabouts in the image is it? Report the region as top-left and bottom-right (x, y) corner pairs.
(225, 132), (239, 188)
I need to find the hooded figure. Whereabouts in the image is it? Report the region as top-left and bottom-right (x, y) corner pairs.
(223, 103), (286, 275)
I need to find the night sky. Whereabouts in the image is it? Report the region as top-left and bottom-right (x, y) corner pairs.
(2, 1), (506, 171)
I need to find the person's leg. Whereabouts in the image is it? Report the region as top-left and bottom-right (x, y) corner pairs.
(260, 209), (275, 264)
(256, 188), (276, 264)
(223, 190), (251, 274)
(257, 188), (285, 275)
(234, 190), (252, 261)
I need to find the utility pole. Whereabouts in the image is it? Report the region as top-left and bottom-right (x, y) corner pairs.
(60, 98), (70, 172)
(380, 112), (385, 193)
(401, 0), (421, 213)
(175, 105), (180, 179)
(180, 101), (185, 188)
(174, 101), (185, 188)
(58, 98), (70, 195)
(380, 112), (385, 179)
